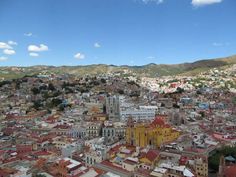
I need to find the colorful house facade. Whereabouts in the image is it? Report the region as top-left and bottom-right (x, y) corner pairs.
(126, 116), (180, 149)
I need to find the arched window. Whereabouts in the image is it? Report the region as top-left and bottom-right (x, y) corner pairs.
(87, 157), (89, 163)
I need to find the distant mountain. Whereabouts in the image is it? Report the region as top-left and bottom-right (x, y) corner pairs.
(0, 55), (235, 80)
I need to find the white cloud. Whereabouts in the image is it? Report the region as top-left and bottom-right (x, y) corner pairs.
(0, 42), (12, 49)
(192, 0), (223, 7)
(140, 0), (164, 4)
(29, 52), (39, 57)
(24, 32), (33, 37)
(147, 56), (155, 59)
(213, 42), (223, 46)
(28, 44), (49, 52)
(212, 42), (230, 47)
(0, 56), (8, 61)
(8, 40), (17, 46)
(94, 42), (101, 48)
(3, 49), (16, 55)
(74, 53), (85, 60)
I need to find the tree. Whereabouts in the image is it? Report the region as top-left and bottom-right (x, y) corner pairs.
(130, 90), (140, 97)
(59, 104), (65, 111)
(65, 87), (74, 94)
(48, 83), (55, 91)
(199, 111), (205, 118)
(31, 87), (40, 95)
(118, 89), (124, 94)
(51, 98), (63, 107)
(127, 81), (136, 85)
(34, 174), (46, 177)
(33, 100), (43, 110)
(15, 81), (21, 89)
(232, 97), (236, 107)
(101, 78), (106, 83)
(0, 80), (11, 87)
(176, 87), (184, 93)
(173, 103), (180, 108)
(208, 146), (236, 171)
(39, 85), (47, 90)
(196, 90), (202, 94)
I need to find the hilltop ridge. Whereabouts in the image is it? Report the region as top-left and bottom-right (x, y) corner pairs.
(0, 55), (235, 80)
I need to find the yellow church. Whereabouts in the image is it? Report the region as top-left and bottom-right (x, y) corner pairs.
(126, 116), (180, 148)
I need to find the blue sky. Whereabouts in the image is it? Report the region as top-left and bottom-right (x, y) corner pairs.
(0, 0), (235, 66)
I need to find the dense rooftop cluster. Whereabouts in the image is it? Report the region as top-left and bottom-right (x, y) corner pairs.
(0, 65), (235, 177)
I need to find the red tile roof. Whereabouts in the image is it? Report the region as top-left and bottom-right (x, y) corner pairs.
(224, 165), (236, 177)
(135, 168), (152, 175)
(150, 116), (172, 128)
(0, 168), (17, 176)
(0, 150), (6, 156)
(123, 159), (137, 165)
(143, 149), (159, 162)
(16, 145), (32, 154)
(152, 117), (165, 126)
(33, 151), (52, 156)
(108, 144), (122, 155)
(53, 124), (71, 129)
(93, 167), (106, 176)
(101, 160), (130, 173)
(3, 157), (19, 163)
(179, 156), (188, 165)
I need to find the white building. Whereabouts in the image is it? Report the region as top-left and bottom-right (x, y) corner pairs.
(120, 108), (155, 121)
